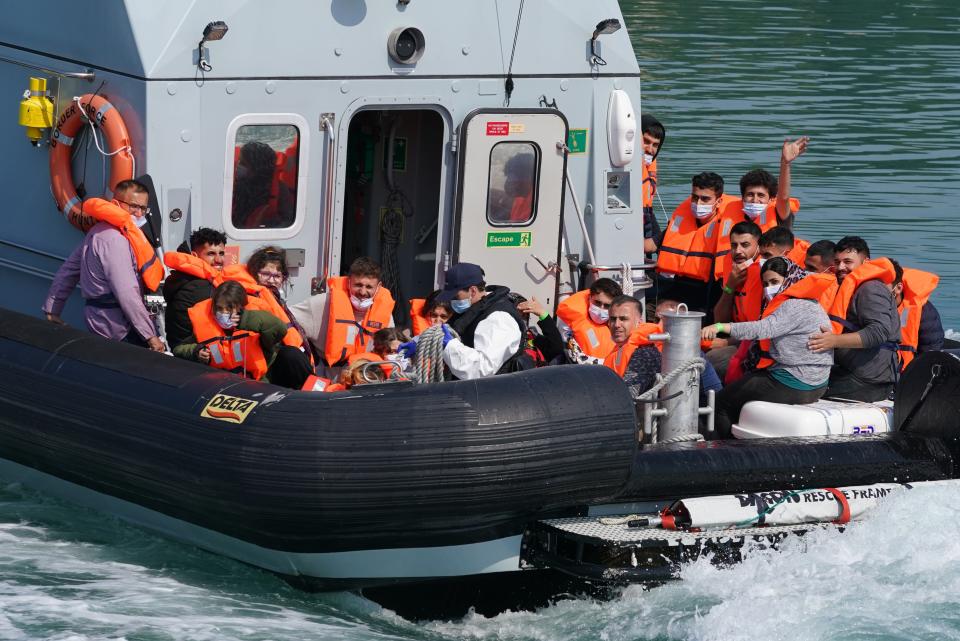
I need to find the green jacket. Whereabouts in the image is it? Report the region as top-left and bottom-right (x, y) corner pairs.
(173, 309), (288, 379)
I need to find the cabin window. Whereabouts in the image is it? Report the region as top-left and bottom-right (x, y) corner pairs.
(231, 124), (300, 229)
(485, 142), (539, 226)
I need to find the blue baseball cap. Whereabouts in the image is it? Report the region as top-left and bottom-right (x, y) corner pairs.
(437, 263), (485, 301)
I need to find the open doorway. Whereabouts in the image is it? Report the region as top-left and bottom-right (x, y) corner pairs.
(340, 109), (445, 324)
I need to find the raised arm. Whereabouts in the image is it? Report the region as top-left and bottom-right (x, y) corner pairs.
(776, 136), (810, 223)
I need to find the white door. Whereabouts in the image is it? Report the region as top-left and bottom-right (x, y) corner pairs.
(453, 109), (568, 309)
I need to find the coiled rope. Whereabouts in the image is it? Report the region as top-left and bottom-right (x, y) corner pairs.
(380, 207), (403, 306)
(413, 324), (458, 384)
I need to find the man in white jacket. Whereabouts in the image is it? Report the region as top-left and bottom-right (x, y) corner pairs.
(436, 263), (532, 379)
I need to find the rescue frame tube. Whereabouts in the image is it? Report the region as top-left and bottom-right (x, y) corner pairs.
(49, 94), (135, 232)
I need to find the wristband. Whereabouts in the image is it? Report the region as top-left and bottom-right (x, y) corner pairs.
(714, 323), (725, 333)
(538, 311), (549, 321)
(722, 285), (735, 295)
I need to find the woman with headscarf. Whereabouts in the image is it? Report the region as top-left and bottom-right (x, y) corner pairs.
(701, 257), (835, 438)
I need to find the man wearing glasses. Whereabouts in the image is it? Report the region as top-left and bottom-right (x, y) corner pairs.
(43, 180), (165, 351)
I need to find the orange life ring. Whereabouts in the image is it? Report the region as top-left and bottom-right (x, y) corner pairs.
(49, 95), (135, 232)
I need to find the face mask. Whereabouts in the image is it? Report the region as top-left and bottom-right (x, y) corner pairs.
(588, 303), (609, 325)
(691, 202), (714, 219)
(215, 311), (237, 329)
(742, 202), (766, 219)
(451, 298), (472, 314)
(386, 353), (408, 370)
(643, 153), (654, 166)
(134, 215), (148, 228)
(764, 284), (781, 302)
(758, 257), (768, 268)
(350, 295), (374, 311)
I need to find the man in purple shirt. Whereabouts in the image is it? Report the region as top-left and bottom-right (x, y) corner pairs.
(43, 180), (165, 351)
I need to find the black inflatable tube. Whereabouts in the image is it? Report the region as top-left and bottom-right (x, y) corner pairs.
(0, 308), (639, 553)
(615, 434), (953, 502)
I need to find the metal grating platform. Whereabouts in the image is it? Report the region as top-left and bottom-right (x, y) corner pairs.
(539, 516), (828, 546)
(521, 515), (834, 584)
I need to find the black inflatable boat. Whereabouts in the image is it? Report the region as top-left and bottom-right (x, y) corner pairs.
(1, 307), (959, 618)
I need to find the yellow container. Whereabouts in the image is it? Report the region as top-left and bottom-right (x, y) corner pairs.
(18, 77), (54, 144)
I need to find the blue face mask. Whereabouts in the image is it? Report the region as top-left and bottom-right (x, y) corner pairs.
(450, 298), (472, 314)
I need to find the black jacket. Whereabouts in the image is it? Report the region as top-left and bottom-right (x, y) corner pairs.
(449, 285), (534, 374)
(163, 270), (214, 349)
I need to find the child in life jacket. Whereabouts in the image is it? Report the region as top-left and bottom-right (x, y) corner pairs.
(174, 281), (311, 388)
(372, 327), (410, 376)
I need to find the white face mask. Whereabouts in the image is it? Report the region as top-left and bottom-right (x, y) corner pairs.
(643, 153), (654, 166)
(758, 257), (768, 269)
(764, 284), (782, 302)
(134, 215), (148, 228)
(588, 303), (609, 325)
(691, 202), (714, 219)
(742, 202), (766, 219)
(215, 311), (237, 329)
(350, 294), (374, 311)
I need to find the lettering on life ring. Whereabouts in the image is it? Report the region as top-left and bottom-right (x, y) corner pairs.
(49, 94), (135, 232)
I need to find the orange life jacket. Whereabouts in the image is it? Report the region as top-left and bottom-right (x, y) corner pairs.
(756, 273), (838, 369)
(897, 267), (939, 370)
(732, 262), (763, 323)
(409, 298), (431, 336)
(163, 251), (223, 284)
(220, 265), (310, 358)
(786, 238), (810, 267)
(556, 290), (616, 358)
(603, 323), (662, 378)
(324, 276), (395, 366)
(642, 159), (658, 210)
(720, 197), (800, 232)
(828, 258), (896, 335)
(509, 194), (533, 223)
(85, 198), (164, 292)
(187, 298), (269, 381)
(714, 198), (801, 279)
(656, 195), (738, 282)
(302, 375), (333, 392)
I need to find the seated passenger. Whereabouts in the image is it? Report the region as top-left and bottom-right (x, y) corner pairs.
(513, 294), (565, 366)
(889, 259), (943, 370)
(433, 262), (534, 379)
(720, 136), (809, 231)
(556, 277), (623, 364)
(163, 228), (226, 349)
(174, 281), (311, 389)
(409, 290), (453, 336)
(290, 257), (395, 377)
(246, 245), (318, 365)
(714, 220), (763, 325)
(803, 240), (836, 274)
(702, 258), (835, 438)
(758, 226), (810, 266)
(603, 296), (662, 394)
(808, 236), (900, 402)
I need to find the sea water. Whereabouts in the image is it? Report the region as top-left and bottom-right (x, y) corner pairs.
(3, 0), (960, 638)
(3, 479), (960, 640)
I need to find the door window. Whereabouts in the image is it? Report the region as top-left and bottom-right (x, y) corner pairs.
(486, 142), (539, 226)
(231, 124), (300, 230)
